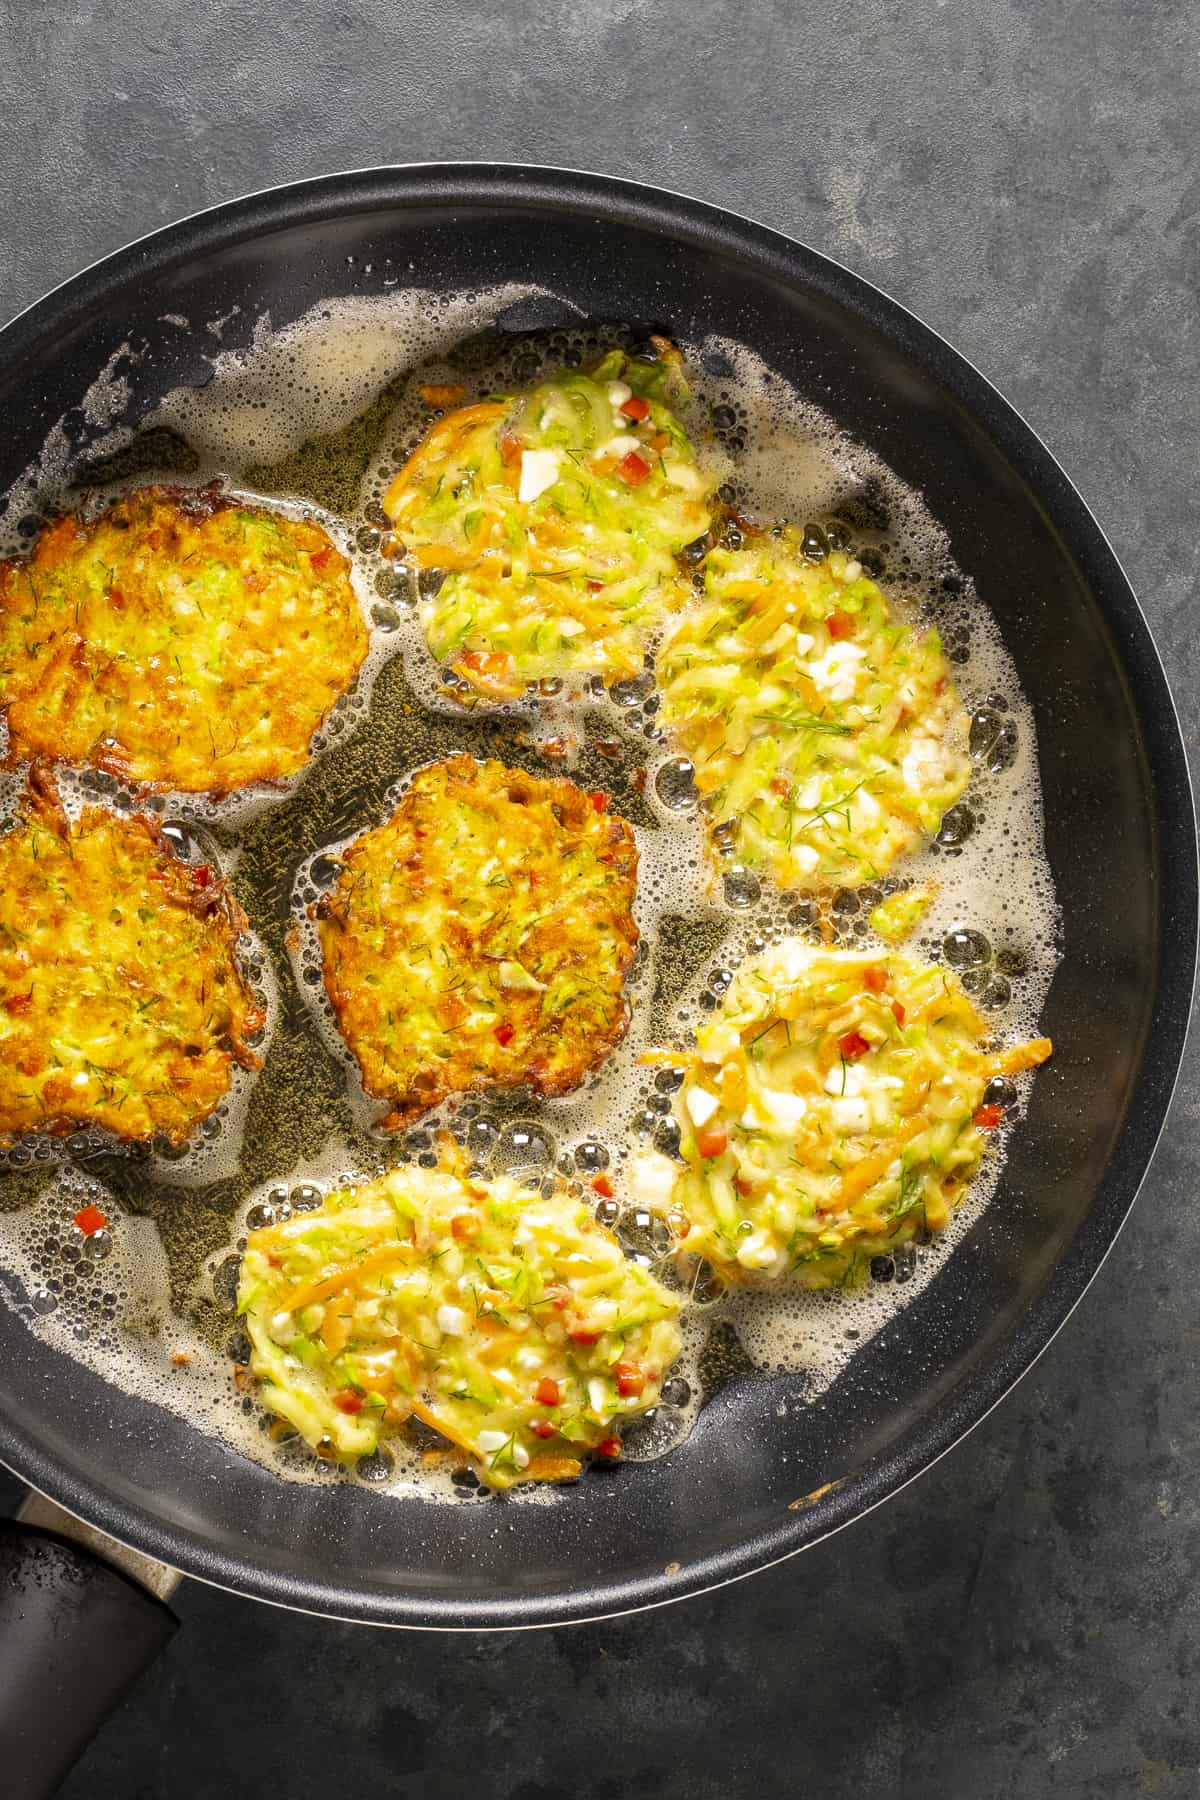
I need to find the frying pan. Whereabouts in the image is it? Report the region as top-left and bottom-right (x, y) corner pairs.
(0, 165), (1193, 1794)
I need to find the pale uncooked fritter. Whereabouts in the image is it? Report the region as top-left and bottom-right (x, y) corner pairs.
(237, 1157), (682, 1489)
(382, 343), (713, 698)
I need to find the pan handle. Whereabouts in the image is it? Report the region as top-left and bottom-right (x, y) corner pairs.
(0, 1496), (180, 1799)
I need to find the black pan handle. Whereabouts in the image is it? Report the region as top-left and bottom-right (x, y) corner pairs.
(0, 1498), (180, 1799)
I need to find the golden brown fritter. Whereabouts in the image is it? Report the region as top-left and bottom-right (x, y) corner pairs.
(316, 756), (639, 1128)
(0, 767), (264, 1145)
(0, 485), (369, 795)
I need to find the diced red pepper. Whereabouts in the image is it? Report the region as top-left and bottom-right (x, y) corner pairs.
(826, 611), (854, 640)
(499, 433), (522, 466)
(596, 1437), (622, 1460)
(332, 1389), (364, 1414)
(863, 965), (888, 994)
(614, 1363), (644, 1398)
(590, 791), (609, 813)
(4, 992), (32, 1015)
(531, 1419), (557, 1439)
(891, 1001), (906, 1026)
(770, 775), (790, 797)
(591, 1173), (614, 1199)
(193, 864), (212, 888)
(310, 545), (336, 573)
(73, 1204), (107, 1237)
(619, 395), (650, 421)
(568, 1324), (601, 1346)
(973, 1104), (1003, 1130)
(838, 1031), (871, 1062)
(586, 579), (603, 592)
(696, 1128), (728, 1160)
(618, 450), (651, 486)
(535, 1377), (561, 1407)
(494, 1021), (515, 1048)
(108, 587), (126, 611)
(450, 1213), (479, 1242)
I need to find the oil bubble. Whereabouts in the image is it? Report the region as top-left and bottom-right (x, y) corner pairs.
(654, 757), (698, 811)
(723, 867), (761, 908)
(943, 927), (991, 968)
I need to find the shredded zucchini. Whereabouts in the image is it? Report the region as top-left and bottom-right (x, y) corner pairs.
(657, 531), (970, 891)
(237, 1158), (682, 1489)
(650, 939), (1051, 1287)
(383, 345), (713, 697)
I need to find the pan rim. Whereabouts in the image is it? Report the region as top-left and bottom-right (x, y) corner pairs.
(0, 160), (1194, 1629)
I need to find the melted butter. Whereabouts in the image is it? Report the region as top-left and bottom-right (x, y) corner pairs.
(0, 287), (1060, 1502)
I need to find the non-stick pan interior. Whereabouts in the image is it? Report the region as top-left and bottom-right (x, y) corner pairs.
(0, 168), (1192, 1626)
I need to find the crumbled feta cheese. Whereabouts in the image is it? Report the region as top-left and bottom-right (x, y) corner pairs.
(735, 1228), (777, 1269)
(685, 1085), (720, 1128)
(791, 844), (820, 875)
(901, 737), (949, 793)
(773, 940), (810, 981)
(477, 1430), (508, 1454)
(512, 1443), (530, 1469)
(518, 448), (561, 504)
(436, 1305), (468, 1336)
(757, 1087), (809, 1132)
(269, 1310), (297, 1343)
(825, 1061), (867, 1097)
(597, 434), (641, 459)
(628, 1150), (678, 1209)
(588, 1376), (608, 1414)
(607, 380), (632, 408)
(71, 1071), (89, 1088)
(803, 642), (865, 702)
(831, 1097), (871, 1133)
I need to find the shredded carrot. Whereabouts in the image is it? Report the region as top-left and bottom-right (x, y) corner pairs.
(526, 1454), (583, 1482)
(278, 1240), (418, 1315)
(826, 1115), (927, 1212)
(985, 1037), (1053, 1077)
(409, 1397), (478, 1459)
(321, 1302), (353, 1358)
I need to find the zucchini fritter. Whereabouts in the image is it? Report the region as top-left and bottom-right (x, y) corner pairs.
(382, 344), (713, 699)
(646, 939), (1051, 1287)
(0, 768), (264, 1145)
(316, 756), (639, 1128)
(0, 485), (368, 794)
(657, 531), (970, 891)
(237, 1158), (682, 1489)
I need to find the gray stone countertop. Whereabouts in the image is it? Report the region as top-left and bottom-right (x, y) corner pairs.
(0, 1), (1197, 1794)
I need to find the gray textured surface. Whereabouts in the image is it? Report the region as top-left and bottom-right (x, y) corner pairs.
(0, 0), (1198, 1794)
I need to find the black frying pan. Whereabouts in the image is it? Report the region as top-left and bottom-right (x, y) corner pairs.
(0, 165), (1193, 1794)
